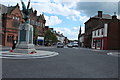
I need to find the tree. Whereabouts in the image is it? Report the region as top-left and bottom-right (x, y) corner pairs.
(33, 27), (38, 45)
(44, 29), (57, 45)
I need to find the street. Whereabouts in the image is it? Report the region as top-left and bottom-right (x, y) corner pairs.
(2, 47), (119, 78)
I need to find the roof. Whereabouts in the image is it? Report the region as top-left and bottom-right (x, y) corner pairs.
(92, 14), (112, 19)
(7, 3), (19, 14)
(0, 4), (7, 14)
(56, 33), (64, 37)
(7, 6), (15, 14)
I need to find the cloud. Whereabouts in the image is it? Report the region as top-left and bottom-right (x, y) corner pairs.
(31, 0), (50, 3)
(31, 2), (81, 21)
(54, 26), (85, 40)
(79, 16), (89, 23)
(76, 2), (118, 17)
(45, 15), (62, 26)
(60, 0), (119, 2)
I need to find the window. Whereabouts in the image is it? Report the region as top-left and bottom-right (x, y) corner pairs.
(98, 29), (99, 36)
(32, 20), (35, 25)
(101, 28), (104, 35)
(93, 31), (95, 36)
(18, 17), (20, 20)
(93, 40), (96, 47)
(97, 40), (101, 48)
(43, 24), (45, 27)
(29, 19), (30, 23)
(41, 23), (42, 27)
(36, 22), (37, 25)
(38, 22), (40, 26)
(12, 19), (19, 27)
(7, 35), (14, 43)
(13, 16), (15, 19)
(94, 31), (96, 36)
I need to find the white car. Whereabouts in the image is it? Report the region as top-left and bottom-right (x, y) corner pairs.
(67, 43), (73, 48)
(57, 43), (64, 48)
(72, 43), (78, 47)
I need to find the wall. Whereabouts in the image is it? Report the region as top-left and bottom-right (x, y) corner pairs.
(107, 19), (120, 50)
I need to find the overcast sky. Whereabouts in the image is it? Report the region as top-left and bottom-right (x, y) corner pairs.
(0, 0), (119, 40)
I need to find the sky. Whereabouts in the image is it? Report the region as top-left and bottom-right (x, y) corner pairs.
(0, 0), (119, 40)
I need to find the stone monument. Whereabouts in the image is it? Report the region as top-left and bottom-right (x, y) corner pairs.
(13, 0), (36, 53)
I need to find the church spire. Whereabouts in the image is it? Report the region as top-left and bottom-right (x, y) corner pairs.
(79, 25), (81, 35)
(78, 25), (81, 39)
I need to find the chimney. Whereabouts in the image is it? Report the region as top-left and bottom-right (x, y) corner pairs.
(98, 11), (102, 18)
(34, 10), (37, 16)
(112, 12), (117, 19)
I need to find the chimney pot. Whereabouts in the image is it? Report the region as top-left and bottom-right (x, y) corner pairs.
(98, 11), (102, 18)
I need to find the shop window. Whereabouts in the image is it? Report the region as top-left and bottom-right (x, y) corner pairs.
(93, 40), (96, 47)
(97, 40), (101, 48)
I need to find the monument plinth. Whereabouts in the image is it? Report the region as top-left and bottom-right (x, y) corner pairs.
(13, 23), (36, 53)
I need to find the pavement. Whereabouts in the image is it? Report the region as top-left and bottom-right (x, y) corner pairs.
(0, 50), (59, 59)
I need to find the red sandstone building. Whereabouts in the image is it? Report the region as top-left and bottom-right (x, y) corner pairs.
(2, 4), (46, 47)
(2, 4), (23, 47)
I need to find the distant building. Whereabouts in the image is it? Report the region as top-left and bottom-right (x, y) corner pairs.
(64, 37), (69, 44)
(84, 11), (112, 48)
(78, 33), (85, 47)
(92, 13), (120, 50)
(56, 33), (65, 43)
(28, 8), (46, 45)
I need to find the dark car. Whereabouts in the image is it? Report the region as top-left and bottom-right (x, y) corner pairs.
(57, 43), (64, 48)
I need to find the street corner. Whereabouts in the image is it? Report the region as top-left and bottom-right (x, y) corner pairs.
(0, 50), (59, 59)
(107, 52), (120, 57)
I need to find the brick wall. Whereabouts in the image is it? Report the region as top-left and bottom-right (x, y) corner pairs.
(107, 18), (120, 50)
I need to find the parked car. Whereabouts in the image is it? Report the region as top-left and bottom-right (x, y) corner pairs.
(67, 43), (73, 48)
(72, 43), (78, 47)
(57, 43), (64, 48)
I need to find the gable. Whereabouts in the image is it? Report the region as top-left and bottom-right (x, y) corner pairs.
(11, 6), (22, 17)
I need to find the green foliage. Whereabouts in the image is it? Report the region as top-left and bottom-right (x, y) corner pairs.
(44, 29), (57, 43)
(33, 27), (38, 45)
(33, 27), (38, 38)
